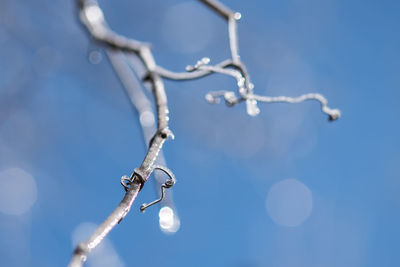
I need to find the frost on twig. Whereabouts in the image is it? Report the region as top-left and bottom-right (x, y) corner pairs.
(184, 57), (341, 120)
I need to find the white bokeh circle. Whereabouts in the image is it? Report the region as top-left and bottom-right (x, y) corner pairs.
(0, 168), (38, 215)
(266, 178), (313, 227)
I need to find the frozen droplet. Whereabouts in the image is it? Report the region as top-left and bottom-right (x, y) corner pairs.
(239, 87), (246, 95)
(187, 57), (210, 72)
(159, 206), (180, 234)
(237, 78), (245, 88)
(186, 65), (194, 72)
(246, 99), (260, 116)
(85, 5), (104, 24)
(205, 93), (219, 104)
(224, 92), (237, 106)
(234, 12), (242, 20)
(200, 57), (210, 65)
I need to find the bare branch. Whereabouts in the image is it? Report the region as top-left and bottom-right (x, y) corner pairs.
(199, 0), (237, 20)
(250, 93), (341, 121)
(205, 91), (341, 121)
(155, 59), (233, 81)
(187, 58), (341, 120)
(107, 50), (179, 214)
(199, 0), (258, 114)
(68, 181), (141, 267)
(77, 0), (145, 53)
(70, 1), (175, 266)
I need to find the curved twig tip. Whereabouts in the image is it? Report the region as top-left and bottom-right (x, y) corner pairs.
(139, 165), (176, 213)
(328, 109), (341, 121)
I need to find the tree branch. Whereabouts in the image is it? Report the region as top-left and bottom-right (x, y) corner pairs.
(70, 0), (341, 265)
(107, 50), (179, 228)
(68, 181), (141, 267)
(70, 1), (175, 266)
(154, 59), (233, 81)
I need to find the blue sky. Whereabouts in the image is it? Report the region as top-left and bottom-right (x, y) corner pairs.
(0, 0), (399, 266)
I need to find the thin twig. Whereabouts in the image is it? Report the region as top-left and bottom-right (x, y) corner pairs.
(154, 59), (233, 81)
(205, 90), (341, 120)
(199, 0), (236, 20)
(250, 93), (341, 121)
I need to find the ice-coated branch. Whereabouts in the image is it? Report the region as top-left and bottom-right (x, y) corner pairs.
(68, 181), (141, 267)
(199, 0), (242, 62)
(107, 50), (180, 232)
(155, 59), (234, 81)
(76, 0), (145, 53)
(70, 0), (175, 266)
(205, 91), (341, 121)
(70, 0), (341, 265)
(250, 93), (341, 121)
(186, 58), (341, 120)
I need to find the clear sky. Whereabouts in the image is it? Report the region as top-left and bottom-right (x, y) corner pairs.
(0, 0), (399, 266)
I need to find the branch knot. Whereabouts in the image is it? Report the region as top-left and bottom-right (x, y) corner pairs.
(120, 168), (147, 192)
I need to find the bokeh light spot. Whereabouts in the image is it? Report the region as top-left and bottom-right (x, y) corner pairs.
(266, 179), (313, 227)
(0, 168), (37, 215)
(139, 111), (155, 127)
